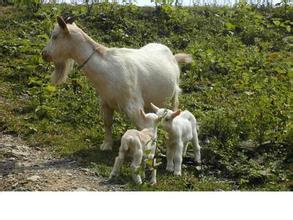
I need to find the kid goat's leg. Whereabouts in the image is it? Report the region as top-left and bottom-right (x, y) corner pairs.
(192, 128), (201, 164)
(110, 151), (125, 178)
(150, 158), (157, 185)
(166, 142), (175, 172)
(131, 149), (143, 184)
(100, 102), (114, 151)
(174, 141), (184, 176)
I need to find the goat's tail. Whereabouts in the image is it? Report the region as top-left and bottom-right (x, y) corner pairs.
(174, 53), (193, 64)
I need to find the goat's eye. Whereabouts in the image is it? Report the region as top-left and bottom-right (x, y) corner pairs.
(52, 35), (57, 40)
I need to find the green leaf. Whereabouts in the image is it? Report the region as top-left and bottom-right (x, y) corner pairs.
(146, 159), (153, 167)
(46, 85), (56, 94)
(225, 22), (236, 30)
(144, 149), (152, 155)
(273, 20), (281, 26)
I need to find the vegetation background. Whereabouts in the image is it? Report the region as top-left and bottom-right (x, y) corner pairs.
(0, 0), (292, 190)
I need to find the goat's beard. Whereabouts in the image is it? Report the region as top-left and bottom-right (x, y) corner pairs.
(51, 59), (74, 85)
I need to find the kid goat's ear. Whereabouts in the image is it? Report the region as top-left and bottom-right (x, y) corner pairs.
(57, 16), (69, 34)
(171, 110), (181, 119)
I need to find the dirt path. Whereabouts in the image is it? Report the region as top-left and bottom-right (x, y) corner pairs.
(0, 133), (121, 191)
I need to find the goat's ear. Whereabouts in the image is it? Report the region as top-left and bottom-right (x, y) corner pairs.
(171, 110), (181, 119)
(140, 109), (146, 119)
(150, 103), (159, 113)
(57, 16), (69, 34)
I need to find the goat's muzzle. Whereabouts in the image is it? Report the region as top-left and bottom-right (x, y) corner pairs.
(41, 50), (52, 62)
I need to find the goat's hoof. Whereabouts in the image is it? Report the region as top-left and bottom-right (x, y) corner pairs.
(174, 171), (182, 176)
(195, 159), (202, 164)
(166, 167), (174, 172)
(133, 176), (142, 185)
(150, 180), (157, 185)
(135, 179), (142, 185)
(100, 142), (113, 151)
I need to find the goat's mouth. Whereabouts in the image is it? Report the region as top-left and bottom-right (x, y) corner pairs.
(41, 52), (53, 62)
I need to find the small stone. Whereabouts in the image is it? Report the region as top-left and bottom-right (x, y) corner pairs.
(8, 157), (16, 161)
(27, 175), (41, 182)
(11, 149), (29, 157)
(66, 172), (73, 176)
(12, 182), (19, 188)
(80, 168), (90, 173)
(75, 187), (87, 191)
(195, 165), (202, 171)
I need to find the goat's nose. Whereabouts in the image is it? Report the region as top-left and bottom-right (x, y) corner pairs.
(41, 50), (50, 62)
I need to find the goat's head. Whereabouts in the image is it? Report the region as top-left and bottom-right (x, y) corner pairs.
(42, 16), (78, 63)
(140, 109), (159, 129)
(150, 103), (181, 129)
(42, 16), (80, 85)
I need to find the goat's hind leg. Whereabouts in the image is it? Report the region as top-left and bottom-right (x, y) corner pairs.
(110, 151), (125, 178)
(171, 86), (180, 111)
(100, 102), (114, 151)
(131, 149), (143, 184)
(172, 89), (179, 111)
(192, 129), (201, 164)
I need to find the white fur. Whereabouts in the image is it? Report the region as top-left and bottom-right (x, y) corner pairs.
(110, 111), (159, 185)
(151, 103), (201, 176)
(42, 17), (191, 151)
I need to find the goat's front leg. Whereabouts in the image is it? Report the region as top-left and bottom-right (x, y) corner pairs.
(150, 158), (157, 185)
(166, 141), (175, 172)
(174, 141), (184, 176)
(100, 102), (114, 151)
(182, 143), (188, 157)
(141, 159), (146, 180)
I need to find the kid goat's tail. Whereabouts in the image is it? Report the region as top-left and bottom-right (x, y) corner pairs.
(121, 136), (136, 152)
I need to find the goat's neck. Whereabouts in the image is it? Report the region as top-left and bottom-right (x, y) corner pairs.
(142, 127), (157, 139)
(71, 41), (98, 70)
(70, 38), (109, 92)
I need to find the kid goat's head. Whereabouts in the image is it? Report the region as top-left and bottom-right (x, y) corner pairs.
(42, 16), (79, 85)
(150, 103), (181, 129)
(140, 109), (159, 129)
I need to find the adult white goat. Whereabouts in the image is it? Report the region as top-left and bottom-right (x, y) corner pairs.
(42, 16), (192, 151)
(110, 109), (159, 185)
(151, 103), (201, 176)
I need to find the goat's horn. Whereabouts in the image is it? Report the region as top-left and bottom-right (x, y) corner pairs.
(150, 103), (159, 113)
(65, 16), (76, 24)
(140, 109), (146, 119)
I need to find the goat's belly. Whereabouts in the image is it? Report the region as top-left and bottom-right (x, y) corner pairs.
(141, 72), (178, 107)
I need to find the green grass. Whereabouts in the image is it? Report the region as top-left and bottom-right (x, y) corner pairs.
(0, 4), (292, 191)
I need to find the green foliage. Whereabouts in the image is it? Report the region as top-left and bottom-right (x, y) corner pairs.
(0, 4), (291, 191)
(14, 0), (41, 12)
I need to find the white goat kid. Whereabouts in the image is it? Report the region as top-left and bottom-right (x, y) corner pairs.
(42, 16), (192, 151)
(151, 103), (201, 176)
(110, 110), (159, 184)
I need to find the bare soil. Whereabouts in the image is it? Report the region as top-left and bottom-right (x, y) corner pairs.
(0, 133), (121, 191)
